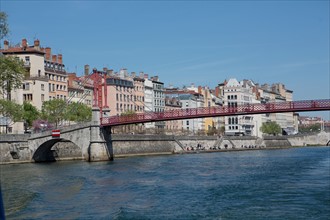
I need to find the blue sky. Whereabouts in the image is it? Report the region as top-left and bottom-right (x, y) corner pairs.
(1, 0), (329, 119)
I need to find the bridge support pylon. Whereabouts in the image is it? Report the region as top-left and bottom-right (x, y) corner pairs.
(88, 107), (109, 162)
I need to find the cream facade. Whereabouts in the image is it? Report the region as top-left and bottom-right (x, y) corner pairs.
(0, 38), (68, 133)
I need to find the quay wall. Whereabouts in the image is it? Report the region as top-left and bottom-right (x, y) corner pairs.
(1, 132), (329, 164)
(0, 134), (32, 164)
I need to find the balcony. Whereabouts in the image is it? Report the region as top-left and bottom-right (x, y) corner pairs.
(24, 61), (30, 67)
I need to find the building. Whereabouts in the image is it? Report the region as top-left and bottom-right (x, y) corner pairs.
(257, 83), (297, 135)
(0, 38), (68, 133)
(165, 97), (182, 133)
(220, 78), (258, 136)
(143, 75), (165, 130)
(165, 87), (204, 134)
(67, 71), (93, 107)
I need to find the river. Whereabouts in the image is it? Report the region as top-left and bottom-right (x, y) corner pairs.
(1, 146), (329, 219)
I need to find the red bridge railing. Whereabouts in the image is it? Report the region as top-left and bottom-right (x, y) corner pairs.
(101, 99), (330, 126)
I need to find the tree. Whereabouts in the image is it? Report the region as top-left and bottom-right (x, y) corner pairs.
(298, 124), (321, 133)
(0, 99), (23, 133)
(23, 102), (40, 128)
(41, 99), (67, 128)
(0, 56), (27, 100)
(260, 121), (281, 136)
(65, 102), (92, 123)
(0, 12), (9, 41)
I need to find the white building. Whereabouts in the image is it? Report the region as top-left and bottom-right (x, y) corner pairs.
(223, 78), (258, 136)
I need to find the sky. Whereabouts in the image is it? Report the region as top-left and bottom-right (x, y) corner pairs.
(1, 0), (329, 119)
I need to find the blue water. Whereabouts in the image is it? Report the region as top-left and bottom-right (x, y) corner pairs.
(1, 146), (329, 219)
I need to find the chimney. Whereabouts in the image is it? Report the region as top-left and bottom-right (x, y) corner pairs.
(52, 55), (57, 63)
(153, 76), (159, 81)
(57, 54), (63, 64)
(4, 40), (9, 50)
(198, 86), (202, 94)
(103, 67), (108, 73)
(215, 87), (220, 97)
(45, 47), (51, 60)
(22, 38), (27, 49)
(131, 72), (136, 78)
(144, 73), (148, 79)
(34, 39), (40, 50)
(107, 69), (113, 76)
(84, 64), (90, 76)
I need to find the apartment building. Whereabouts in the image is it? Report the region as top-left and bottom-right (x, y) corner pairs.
(220, 78), (258, 136)
(132, 72), (145, 113)
(1, 38), (68, 133)
(257, 83), (297, 135)
(103, 69), (135, 116)
(165, 87), (204, 134)
(67, 72), (93, 107)
(193, 85), (223, 133)
(165, 97), (182, 132)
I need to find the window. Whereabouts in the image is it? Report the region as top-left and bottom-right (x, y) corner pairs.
(41, 84), (44, 91)
(38, 70), (41, 77)
(23, 83), (30, 90)
(186, 121), (189, 125)
(41, 94), (45, 102)
(23, 94), (33, 101)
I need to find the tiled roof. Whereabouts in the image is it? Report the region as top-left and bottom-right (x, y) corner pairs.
(0, 46), (45, 55)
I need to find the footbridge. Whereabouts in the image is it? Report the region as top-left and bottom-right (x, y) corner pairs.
(101, 99), (330, 126)
(1, 99), (329, 163)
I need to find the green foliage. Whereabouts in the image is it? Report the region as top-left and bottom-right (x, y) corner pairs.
(65, 102), (92, 122)
(298, 124), (321, 133)
(0, 99), (23, 123)
(0, 56), (27, 99)
(260, 121), (281, 136)
(0, 11), (9, 41)
(41, 99), (67, 127)
(23, 102), (40, 127)
(121, 110), (136, 116)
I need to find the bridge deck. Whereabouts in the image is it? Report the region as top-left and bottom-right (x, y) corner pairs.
(101, 99), (330, 126)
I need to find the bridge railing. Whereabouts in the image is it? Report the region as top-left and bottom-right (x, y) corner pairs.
(101, 99), (330, 126)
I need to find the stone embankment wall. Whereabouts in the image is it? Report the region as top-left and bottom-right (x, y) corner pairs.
(1, 132), (329, 164)
(287, 131), (329, 146)
(0, 134), (31, 164)
(111, 135), (181, 157)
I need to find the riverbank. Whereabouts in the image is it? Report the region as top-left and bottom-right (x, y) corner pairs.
(1, 132), (329, 164)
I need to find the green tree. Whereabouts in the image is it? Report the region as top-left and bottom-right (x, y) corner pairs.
(0, 99), (23, 133)
(41, 99), (67, 128)
(23, 101), (40, 128)
(260, 121), (282, 136)
(121, 110), (136, 116)
(65, 102), (92, 122)
(0, 12), (9, 41)
(0, 56), (27, 100)
(298, 124), (321, 133)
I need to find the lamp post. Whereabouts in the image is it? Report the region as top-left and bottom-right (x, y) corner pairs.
(255, 120), (258, 137)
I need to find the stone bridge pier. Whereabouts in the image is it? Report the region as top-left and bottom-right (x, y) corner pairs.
(88, 107), (113, 162)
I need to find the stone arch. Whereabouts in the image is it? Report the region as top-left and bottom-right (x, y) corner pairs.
(32, 138), (83, 162)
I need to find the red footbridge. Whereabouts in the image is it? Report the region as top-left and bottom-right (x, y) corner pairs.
(101, 99), (330, 127)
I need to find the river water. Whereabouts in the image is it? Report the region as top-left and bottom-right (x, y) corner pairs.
(1, 146), (329, 219)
